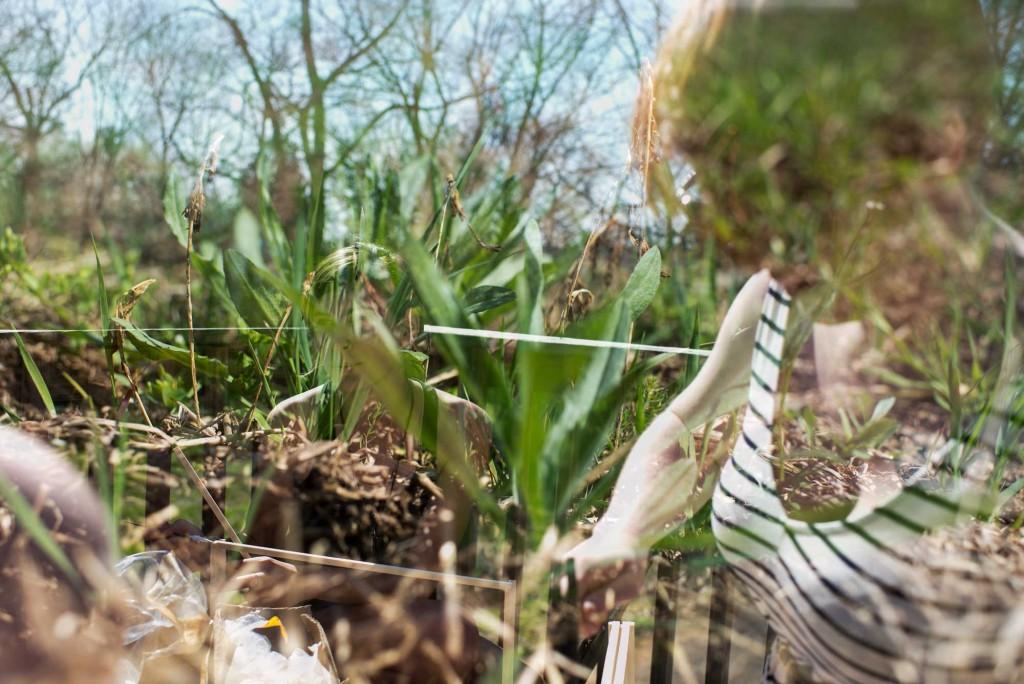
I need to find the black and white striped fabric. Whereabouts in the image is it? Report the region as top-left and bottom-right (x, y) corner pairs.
(711, 279), (1023, 684)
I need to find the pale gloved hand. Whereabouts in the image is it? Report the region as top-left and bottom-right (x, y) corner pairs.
(561, 270), (772, 638)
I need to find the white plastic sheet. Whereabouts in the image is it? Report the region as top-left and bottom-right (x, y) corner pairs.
(220, 613), (334, 684)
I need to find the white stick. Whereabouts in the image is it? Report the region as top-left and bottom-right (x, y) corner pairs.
(3, 325), (711, 358)
(423, 324), (711, 357)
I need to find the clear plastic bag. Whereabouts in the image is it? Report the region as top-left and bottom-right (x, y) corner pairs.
(114, 550), (209, 678)
(219, 612), (335, 684)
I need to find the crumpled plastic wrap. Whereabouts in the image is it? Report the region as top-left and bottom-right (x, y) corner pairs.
(114, 550), (209, 680)
(220, 612), (334, 684)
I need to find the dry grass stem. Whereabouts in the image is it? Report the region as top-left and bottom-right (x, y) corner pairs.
(183, 134), (224, 427)
(113, 278), (157, 427)
(241, 271), (315, 432)
(630, 60), (658, 244)
(560, 215), (615, 328)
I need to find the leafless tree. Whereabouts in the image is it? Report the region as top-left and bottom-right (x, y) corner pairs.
(985, 0), (1024, 169)
(202, 0), (407, 239)
(0, 1), (113, 229)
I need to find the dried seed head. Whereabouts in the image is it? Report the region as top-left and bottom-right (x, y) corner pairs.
(204, 132), (225, 177)
(114, 278), (157, 320)
(629, 59), (660, 174)
(183, 185), (205, 232)
(568, 288), (594, 322)
(182, 133), (225, 232)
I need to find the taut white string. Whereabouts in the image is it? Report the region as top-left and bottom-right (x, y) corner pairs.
(423, 324), (710, 357)
(1, 324), (711, 357)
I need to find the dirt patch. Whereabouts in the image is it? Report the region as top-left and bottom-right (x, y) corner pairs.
(245, 406), (448, 569)
(0, 336), (111, 416)
(296, 446), (439, 566)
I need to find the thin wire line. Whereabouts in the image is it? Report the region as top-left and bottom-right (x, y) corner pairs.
(423, 324), (711, 357)
(1, 324), (712, 357)
(0, 326), (311, 334)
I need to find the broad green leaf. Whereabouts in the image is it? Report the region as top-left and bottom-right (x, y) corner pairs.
(340, 380), (371, 441)
(620, 247), (662, 321)
(233, 208), (264, 267)
(542, 301), (630, 491)
(476, 251), (525, 288)
(224, 249), (283, 329)
(870, 396), (896, 421)
(848, 417), (900, 451)
(399, 349), (430, 383)
(514, 219), (552, 532)
(162, 172), (188, 248)
(399, 232), (513, 418)
(559, 354), (670, 523)
(994, 477), (1024, 519)
(420, 384), (439, 454)
(112, 317), (229, 378)
(465, 285), (515, 315)
(13, 331), (55, 416)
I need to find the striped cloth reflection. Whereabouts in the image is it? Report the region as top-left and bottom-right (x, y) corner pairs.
(711, 280), (1023, 684)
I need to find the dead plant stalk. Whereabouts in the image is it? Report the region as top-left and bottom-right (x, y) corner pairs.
(113, 278), (157, 427)
(185, 221), (201, 425)
(241, 272), (315, 432)
(182, 134), (224, 427)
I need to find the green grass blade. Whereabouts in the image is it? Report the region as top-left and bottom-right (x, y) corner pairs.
(398, 231), (514, 416)
(61, 371), (94, 412)
(224, 249), (284, 328)
(12, 330), (55, 417)
(0, 469), (80, 584)
(547, 303), (631, 446)
(92, 440), (111, 520)
(0, 403), (19, 422)
(464, 285), (516, 316)
(246, 339), (276, 410)
(90, 235), (110, 331)
(454, 129), (487, 188)
(90, 236), (117, 408)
